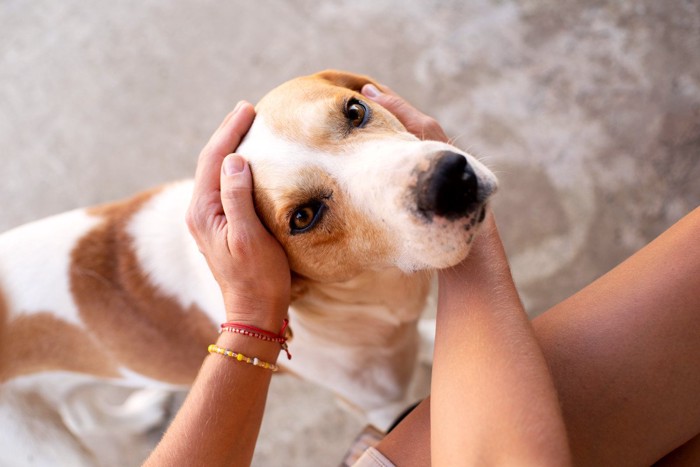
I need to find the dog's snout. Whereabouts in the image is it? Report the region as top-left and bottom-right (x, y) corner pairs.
(416, 151), (479, 218)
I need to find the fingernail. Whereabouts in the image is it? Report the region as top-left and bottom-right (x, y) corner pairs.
(232, 100), (245, 114)
(362, 84), (381, 98)
(223, 154), (245, 176)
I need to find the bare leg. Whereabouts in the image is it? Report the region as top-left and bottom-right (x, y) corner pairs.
(655, 434), (700, 466)
(378, 399), (431, 466)
(534, 207), (700, 465)
(377, 207), (700, 465)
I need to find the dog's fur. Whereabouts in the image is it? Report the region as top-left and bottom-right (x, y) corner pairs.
(0, 70), (497, 465)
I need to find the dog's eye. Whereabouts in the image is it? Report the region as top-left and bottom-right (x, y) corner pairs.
(346, 98), (370, 128)
(290, 201), (326, 234)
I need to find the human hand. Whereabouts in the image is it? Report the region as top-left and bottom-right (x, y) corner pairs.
(186, 102), (291, 329)
(361, 83), (450, 142)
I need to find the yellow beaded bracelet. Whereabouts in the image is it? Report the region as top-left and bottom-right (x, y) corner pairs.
(207, 344), (279, 372)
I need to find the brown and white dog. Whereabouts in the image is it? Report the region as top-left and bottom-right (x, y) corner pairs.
(0, 70), (497, 465)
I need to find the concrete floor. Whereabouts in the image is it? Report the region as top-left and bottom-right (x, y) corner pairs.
(1, 0), (699, 465)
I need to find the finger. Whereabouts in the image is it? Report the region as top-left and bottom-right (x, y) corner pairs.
(219, 154), (264, 248)
(361, 84), (415, 121)
(361, 84), (449, 142)
(189, 102), (255, 235)
(207, 101), (256, 157)
(191, 102), (255, 210)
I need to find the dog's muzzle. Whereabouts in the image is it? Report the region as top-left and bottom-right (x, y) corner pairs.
(415, 151), (483, 219)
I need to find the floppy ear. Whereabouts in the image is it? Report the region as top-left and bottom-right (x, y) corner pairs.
(312, 69), (379, 92)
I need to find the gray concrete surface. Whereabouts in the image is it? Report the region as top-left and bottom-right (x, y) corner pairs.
(1, 0), (699, 465)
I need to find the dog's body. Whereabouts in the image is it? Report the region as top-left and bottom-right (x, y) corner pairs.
(0, 71), (497, 465)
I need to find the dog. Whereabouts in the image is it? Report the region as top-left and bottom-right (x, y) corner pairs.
(0, 70), (497, 465)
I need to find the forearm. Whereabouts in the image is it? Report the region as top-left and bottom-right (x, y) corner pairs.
(431, 215), (571, 466)
(144, 331), (280, 467)
(163, 103), (290, 466)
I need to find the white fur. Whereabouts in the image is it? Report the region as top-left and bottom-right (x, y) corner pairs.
(1, 373), (172, 466)
(0, 210), (100, 326)
(282, 268), (431, 419)
(126, 181), (225, 323)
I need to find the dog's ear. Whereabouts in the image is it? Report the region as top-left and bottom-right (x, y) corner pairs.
(313, 69), (379, 92)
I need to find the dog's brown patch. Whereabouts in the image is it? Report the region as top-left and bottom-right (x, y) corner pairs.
(71, 188), (217, 384)
(253, 166), (393, 282)
(0, 314), (120, 382)
(0, 288), (118, 382)
(256, 70), (405, 154)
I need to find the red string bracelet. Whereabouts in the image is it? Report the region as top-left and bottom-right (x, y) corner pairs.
(220, 318), (291, 360)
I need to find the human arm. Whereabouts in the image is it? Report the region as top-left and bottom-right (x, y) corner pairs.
(143, 101), (291, 466)
(431, 214), (571, 466)
(361, 84), (571, 466)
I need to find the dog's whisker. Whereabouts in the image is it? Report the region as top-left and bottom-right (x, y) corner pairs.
(447, 131), (468, 147)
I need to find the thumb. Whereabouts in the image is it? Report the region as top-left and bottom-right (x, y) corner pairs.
(220, 154), (259, 231)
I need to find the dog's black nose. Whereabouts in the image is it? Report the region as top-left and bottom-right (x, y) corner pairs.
(416, 151), (479, 218)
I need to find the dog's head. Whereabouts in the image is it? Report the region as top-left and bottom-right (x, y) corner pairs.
(237, 70), (498, 282)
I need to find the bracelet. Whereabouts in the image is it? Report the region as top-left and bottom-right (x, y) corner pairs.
(220, 318), (292, 360)
(207, 344), (279, 372)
